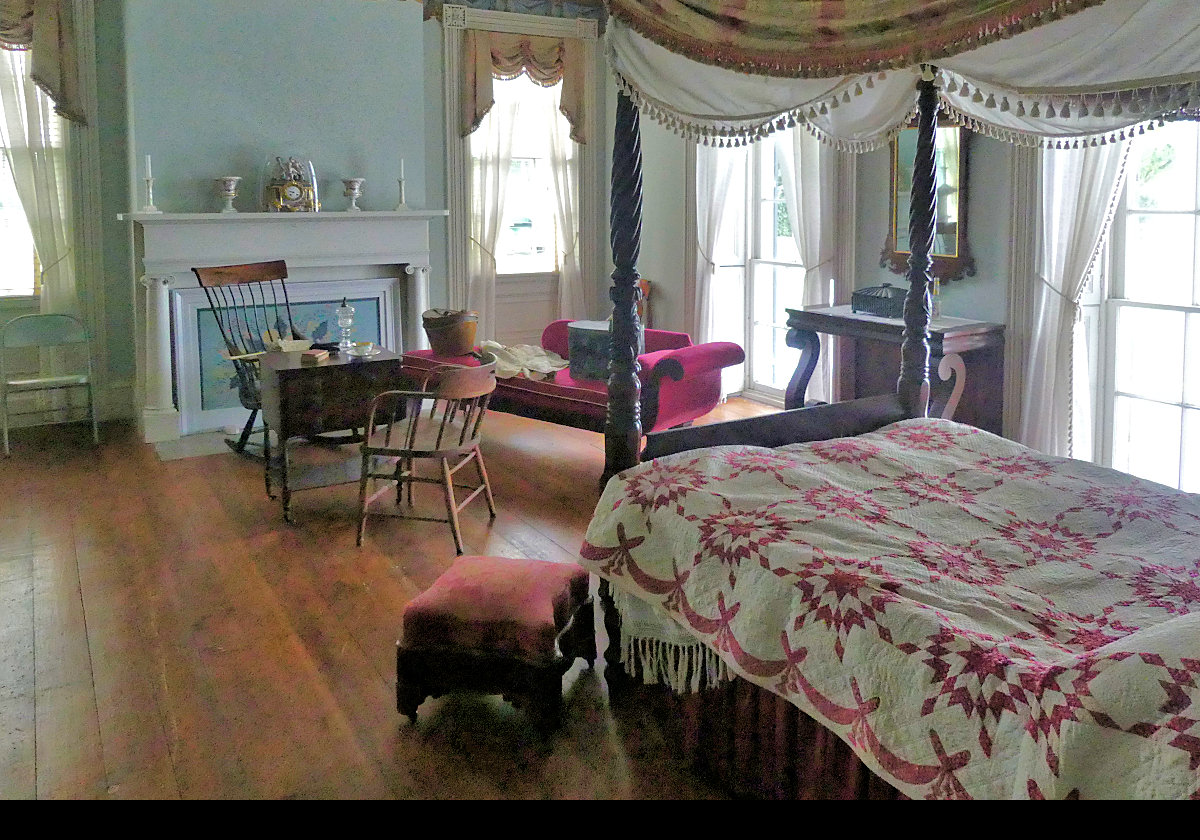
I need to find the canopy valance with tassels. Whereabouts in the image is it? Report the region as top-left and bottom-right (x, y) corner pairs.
(0, 0), (83, 124)
(462, 29), (587, 143)
(608, 0), (1109, 79)
(607, 0), (1200, 150)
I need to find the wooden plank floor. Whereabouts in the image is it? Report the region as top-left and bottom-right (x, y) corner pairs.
(0, 398), (775, 799)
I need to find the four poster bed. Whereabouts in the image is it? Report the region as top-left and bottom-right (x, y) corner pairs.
(577, 0), (1200, 799)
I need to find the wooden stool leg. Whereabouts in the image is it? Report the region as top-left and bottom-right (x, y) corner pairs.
(395, 647), (428, 721)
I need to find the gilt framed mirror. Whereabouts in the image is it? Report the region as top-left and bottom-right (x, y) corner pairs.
(881, 123), (976, 282)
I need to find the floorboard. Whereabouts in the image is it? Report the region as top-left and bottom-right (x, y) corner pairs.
(0, 397), (774, 799)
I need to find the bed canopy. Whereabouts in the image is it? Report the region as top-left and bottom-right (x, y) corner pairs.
(601, 0), (1200, 481)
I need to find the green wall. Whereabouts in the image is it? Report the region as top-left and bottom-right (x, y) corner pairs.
(854, 133), (1013, 326)
(95, 0), (445, 398)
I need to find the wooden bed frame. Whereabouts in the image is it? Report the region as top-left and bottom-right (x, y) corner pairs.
(595, 76), (946, 798)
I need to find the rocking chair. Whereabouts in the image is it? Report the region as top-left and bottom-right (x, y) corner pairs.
(192, 260), (305, 457)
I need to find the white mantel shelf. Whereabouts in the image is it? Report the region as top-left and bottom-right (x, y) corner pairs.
(118, 210), (448, 222)
(122, 209), (445, 443)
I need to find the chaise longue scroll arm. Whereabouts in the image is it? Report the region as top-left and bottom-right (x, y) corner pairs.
(639, 341), (745, 434)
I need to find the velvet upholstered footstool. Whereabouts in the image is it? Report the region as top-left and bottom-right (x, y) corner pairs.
(396, 555), (596, 730)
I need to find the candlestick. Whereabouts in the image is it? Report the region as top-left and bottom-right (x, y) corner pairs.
(142, 176), (161, 214)
(395, 177), (409, 211)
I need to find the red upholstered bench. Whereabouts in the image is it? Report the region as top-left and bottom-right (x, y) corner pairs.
(396, 555), (595, 730)
(403, 319), (745, 435)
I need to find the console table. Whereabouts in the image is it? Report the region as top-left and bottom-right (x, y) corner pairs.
(784, 305), (1005, 434)
(259, 349), (407, 523)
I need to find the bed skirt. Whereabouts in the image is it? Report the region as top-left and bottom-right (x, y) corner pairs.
(628, 676), (903, 800)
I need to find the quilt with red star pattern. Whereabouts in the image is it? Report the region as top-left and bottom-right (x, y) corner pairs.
(579, 418), (1200, 799)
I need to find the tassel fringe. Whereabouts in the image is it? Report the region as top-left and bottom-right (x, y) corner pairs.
(620, 636), (733, 693)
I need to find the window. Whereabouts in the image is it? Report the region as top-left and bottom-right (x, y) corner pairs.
(488, 76), (560, 276)
(0, 151), (38, 296)
(1102, 119), (1200, 491)
(710, 129), (803, 400)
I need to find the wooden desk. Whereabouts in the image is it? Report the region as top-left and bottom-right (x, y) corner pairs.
(784, 305), (1005, 434)
(260, 349), (406, 522)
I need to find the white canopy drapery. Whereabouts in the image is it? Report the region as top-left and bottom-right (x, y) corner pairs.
(606, 0), (1200, 149)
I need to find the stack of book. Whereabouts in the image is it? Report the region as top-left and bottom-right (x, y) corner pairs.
(300, 348), (329, 365)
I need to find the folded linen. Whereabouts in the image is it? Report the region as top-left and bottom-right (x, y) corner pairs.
(479, 340), (569, 380)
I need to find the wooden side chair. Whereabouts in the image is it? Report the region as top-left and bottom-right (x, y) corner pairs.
(357, 354), (498, 554)
(191, 260), (304, 457)
(1, 313), (100, 456)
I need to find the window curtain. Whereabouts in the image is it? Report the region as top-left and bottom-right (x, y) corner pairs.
(543, 83), (586, 321)
(694, 142), (745, 398)
(777, 128), (836, 404)
(693, 143), (741, 344)
(466, 97), (517, 343)
(462, 30), (585, 144)
(0, 0), (84, 124)
(0, 46), (74, 316)
(1018, 142), (1129, 458)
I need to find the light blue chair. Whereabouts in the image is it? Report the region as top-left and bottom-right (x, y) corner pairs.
(1, 313), (100, 456)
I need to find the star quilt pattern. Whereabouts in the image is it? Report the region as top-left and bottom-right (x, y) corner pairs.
(579, 418), (1200, 799)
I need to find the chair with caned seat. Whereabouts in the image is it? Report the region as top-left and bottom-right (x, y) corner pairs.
(1, 313), (100, 456)
(191, 260), (306, 457)
(357, 354), (498, 554)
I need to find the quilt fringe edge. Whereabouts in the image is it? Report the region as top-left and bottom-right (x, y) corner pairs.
(621, 635), (733, 694)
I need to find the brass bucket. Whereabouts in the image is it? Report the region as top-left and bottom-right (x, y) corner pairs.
(422, 309), (479, 357)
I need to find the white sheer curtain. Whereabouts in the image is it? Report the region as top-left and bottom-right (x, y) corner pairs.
(694, 142), (743, 344)
(1018, 142), (1129, 458)
(466, 96), (517, 343)
(0, 47), (75, 316)
(544, 83), (586, 320)
(694, 142), (745, 397)
(778, 128), (836, 404)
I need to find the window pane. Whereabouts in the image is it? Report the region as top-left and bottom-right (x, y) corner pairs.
(1188, 312), (1200, 408)
(495, 157), (556, 274)
(1127, 122), (1199, 213)
(1111, 395), (1182, 488)
(0, 154), (36, 296)
(750, 262), (802, 391)
(1183, 408), (1200, 493)
(1123, 213), (1194, 304)
(1114, 305), (1185, 403)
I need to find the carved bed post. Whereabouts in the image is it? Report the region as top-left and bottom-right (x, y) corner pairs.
(897, 70), (938, 417)
(604, 90), (645, 488)
(598, 89), (647, 693)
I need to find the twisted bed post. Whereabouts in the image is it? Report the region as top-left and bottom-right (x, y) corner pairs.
(603, 90), (646, 487)
(598, 89), (646, 692)
(897, 71), (938, 417)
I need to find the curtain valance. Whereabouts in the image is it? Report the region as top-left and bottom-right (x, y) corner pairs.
(0, 0), (84, 125)
(462, 30), (586, 143)
(607, 0), (1106, 79)
(606, 0), (1200, 150)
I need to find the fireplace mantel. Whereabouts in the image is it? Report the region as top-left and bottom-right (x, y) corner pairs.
(119, 210), (447, 442)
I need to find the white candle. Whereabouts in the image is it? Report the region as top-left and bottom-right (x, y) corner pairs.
(145, 154), (152, 179)
(400, 158), (405, 180)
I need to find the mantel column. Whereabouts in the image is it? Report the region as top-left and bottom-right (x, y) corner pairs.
(139, 273), (180, 442)
(404, 264), (431, 351)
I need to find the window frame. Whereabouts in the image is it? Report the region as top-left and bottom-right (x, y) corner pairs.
(1098, 118), (1200, 490)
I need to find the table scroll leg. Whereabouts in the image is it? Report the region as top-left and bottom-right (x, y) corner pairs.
(783, 327), (821, 411)
(281, 440), (294, 525)
(930, 352), (967, 420)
